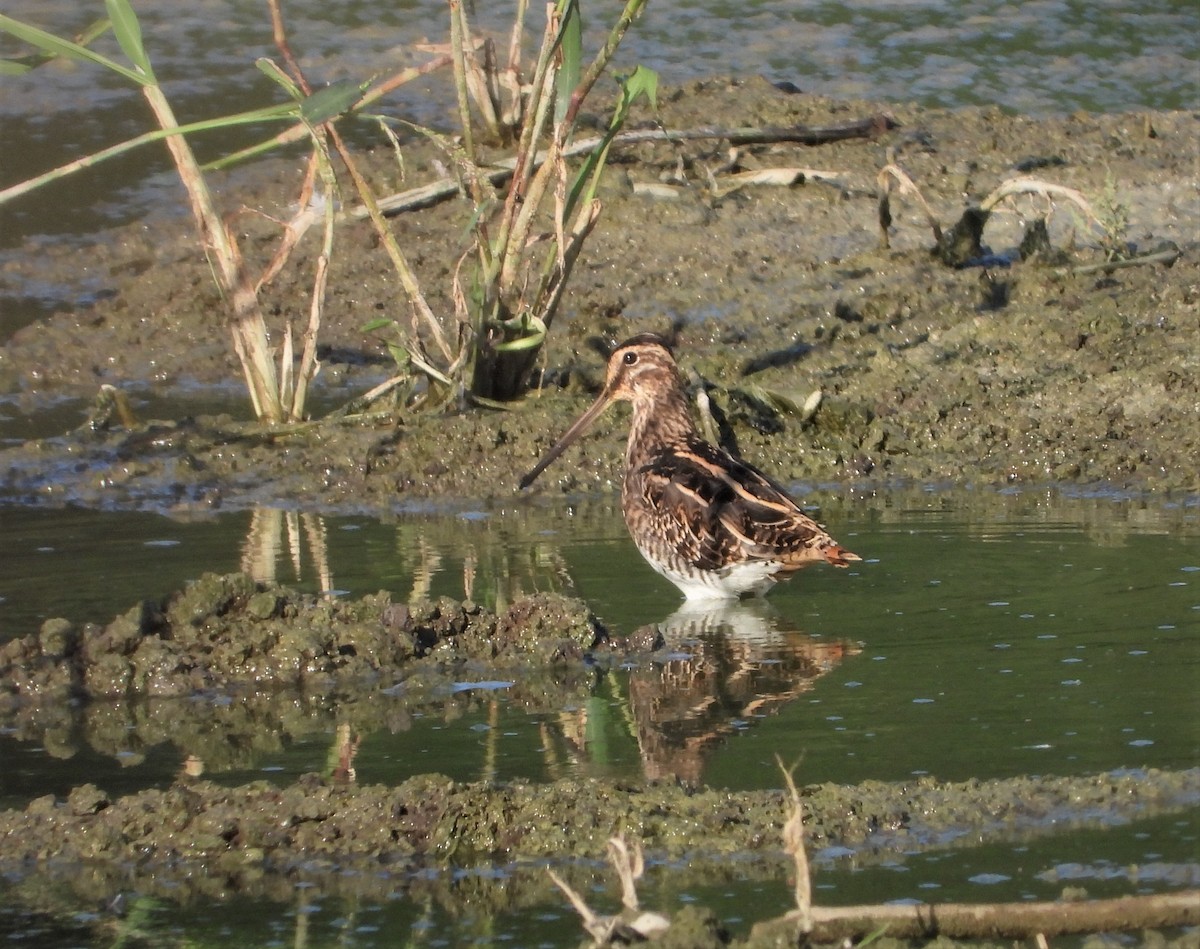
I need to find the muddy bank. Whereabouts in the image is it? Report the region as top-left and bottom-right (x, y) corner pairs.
(1, 81), (1197, 506)
(1, 765), (1196, 907)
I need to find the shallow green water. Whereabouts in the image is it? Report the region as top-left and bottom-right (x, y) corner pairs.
(0, 487), (1197, 945)
(2, 488), (1198, 801)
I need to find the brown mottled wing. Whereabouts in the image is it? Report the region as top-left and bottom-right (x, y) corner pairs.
(633, 444), (743, 572)
(635, 440), (853, 572)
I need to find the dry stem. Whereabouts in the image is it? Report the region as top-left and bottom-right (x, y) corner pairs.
(776, 755), (813, 932)
(549, 836), (669, 946)
(138, 83), (282, 422)
(878, 152), (943, 248)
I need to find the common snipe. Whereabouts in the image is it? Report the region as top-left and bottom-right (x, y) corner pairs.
(520, 334), (861, 600)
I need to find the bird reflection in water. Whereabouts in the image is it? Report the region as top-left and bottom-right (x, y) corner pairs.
(542, 600), (858, 786)
(627, 600), (857, 784)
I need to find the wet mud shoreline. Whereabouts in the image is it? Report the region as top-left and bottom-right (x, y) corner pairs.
(0, 565), (1198, 942)
(1, 81), (1197, 507)
(2, 766), (1196, 896)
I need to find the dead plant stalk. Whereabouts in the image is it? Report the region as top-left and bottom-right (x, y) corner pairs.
(138, 84), (284, 422)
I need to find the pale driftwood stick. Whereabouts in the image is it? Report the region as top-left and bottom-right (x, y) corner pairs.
(759, 750), (1199, 942)
(549, 838), (670, 945)
(607, 836), (645, 913)
(365, 115), (896, 217)
(750, 889), (1200, 942)
(547, 868), (605, 933)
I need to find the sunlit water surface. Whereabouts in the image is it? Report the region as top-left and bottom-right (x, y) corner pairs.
(0, 488), (1197, 945)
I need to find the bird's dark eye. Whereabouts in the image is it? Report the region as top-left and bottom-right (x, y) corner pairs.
(622, 351), (638, 366)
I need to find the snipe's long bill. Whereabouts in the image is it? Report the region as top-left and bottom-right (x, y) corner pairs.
(519, 334), (861, 600)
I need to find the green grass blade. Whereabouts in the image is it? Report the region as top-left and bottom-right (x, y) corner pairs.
(0, 13), (147, 85)
(104, 0), (155, 79)
(0, 102), (297, 206)
(554, 0), (582, 128)
(0, 18), (111, 75)
(301, 79), (369, 125)
(494, 315), (547, 351)
(74, 17), (114, 51)
(256, 57), (303, 100)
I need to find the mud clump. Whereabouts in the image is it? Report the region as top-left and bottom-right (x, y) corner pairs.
(492, 593), (601, 660)
(0, 572), (609, 705)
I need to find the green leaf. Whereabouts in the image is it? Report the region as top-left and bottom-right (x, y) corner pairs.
(255, 57), (303, 100)
(0, 13), (148, 85)
(386, 342), (410, 367)
(620, 64), (657, 112)
(104, 0), (154, 79)
(564, 65), (658, 222)
(361, 317), (395, 333)
(0, 58), (31, 75)
(494, 316), (547, 352)
(554, 0), (582, 128)
(300, 79), (368, 126)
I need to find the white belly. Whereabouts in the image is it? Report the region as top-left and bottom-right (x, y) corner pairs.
(635, 544), (781, 600)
